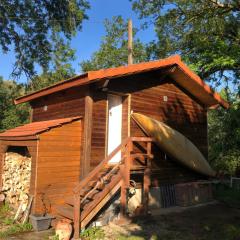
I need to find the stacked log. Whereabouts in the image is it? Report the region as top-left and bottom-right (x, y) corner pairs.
(1, 152), (31, 210)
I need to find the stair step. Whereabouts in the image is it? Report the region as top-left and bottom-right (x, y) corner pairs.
(80, 186), (92, 195)
(57, 172), (122, 230)
(82, 189), (100, 202)
(100, 166), (112, 172)
(65, 178), (113, 206)
(88, 179), (109, 188)
(65, 192), (100, 207)
(88, 180), (97, 188)
(132, 153), (154, 160)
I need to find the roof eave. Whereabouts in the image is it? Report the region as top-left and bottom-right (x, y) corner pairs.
(14, 55), (229, 109)
(0, 135), (38, 141)
(14, 73), (88, 105)
(175, 61), (229, 109)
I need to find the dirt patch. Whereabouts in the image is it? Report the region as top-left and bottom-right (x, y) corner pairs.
(4, 203), (240, 240)
(103, 203), (240, 240)
(5, 229), (54, 240)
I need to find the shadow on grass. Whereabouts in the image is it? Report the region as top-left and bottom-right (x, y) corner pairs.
(101, 202), (240, 240)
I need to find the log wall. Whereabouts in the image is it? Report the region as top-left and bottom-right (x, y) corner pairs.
(31, 86), (86, 122)
(89, 93), (130, 169)
(29, 70), (208, 184)
(108, 73), (207, 183)
(34, 120), (82, 214)
(90, 92), (107, 170)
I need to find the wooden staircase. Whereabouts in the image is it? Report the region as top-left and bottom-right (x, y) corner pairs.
(56, 137), (153, 239)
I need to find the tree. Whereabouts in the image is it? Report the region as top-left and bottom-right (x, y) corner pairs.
(131, 0), (240, 90)
(28, 33), (76, 91)
(0, 77), (29, 131)
(80, 16), (148, 72)
(0, 32), (76, 131)
(0, 0), (89, 78)
(208, 91), (240, 175)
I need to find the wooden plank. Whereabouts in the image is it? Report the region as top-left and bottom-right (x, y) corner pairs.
(34, 121), (82, 215)
(143, 164), (151, 215)
(75, 138), (129, 193)
(90, 92), (107, 168)
(81, 89), (93, 178)
(81, 179), (122, 229)
(120, 170), (127, 218)
(0, 140), (37, 147)
(31, 85), (86, 122)
(0, 136), (38, 141)
(37, 146), (81, 152)
(73, 194), (80, 239)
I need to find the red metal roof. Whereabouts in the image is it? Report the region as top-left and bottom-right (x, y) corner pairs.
(14, 55), (229, 108)
(0, 117), (81, 140)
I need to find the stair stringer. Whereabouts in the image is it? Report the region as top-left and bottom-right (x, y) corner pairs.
(81, 179), (122, 229)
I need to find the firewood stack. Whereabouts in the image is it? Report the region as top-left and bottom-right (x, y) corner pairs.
(1, 152), (31, 209)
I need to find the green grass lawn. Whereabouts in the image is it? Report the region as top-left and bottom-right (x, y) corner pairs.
(0, 203), (32, 239)
(214, 182), (240, 208)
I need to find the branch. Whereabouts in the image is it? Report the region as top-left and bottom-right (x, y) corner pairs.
(201, 65), (240, 79)
(208, 0), (240, 11)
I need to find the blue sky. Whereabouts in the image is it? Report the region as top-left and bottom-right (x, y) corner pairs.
(0, 0), (156, 83)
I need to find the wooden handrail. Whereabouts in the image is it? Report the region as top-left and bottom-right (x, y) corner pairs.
(73, 137), (130, 194)
(73, 136), (153, 239)
(131, 137), (153, 142)
(74, 137), (153, 194)
(81, 162), (122, 203)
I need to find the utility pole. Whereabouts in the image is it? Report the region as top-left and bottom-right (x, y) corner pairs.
(128, 19), (133, 65)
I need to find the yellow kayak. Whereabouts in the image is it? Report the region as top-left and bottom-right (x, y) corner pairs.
(132, 113), (215, 177)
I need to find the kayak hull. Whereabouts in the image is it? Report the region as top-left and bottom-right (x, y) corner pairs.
(132, 113), (215, 177)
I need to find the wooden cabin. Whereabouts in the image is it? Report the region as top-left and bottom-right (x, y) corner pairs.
(0, 55), (228, 236)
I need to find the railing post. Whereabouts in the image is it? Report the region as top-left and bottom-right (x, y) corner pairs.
(126, 140), (132, 187)
(143, 141), (151, 215)
(120, 175), (127, 218)
(143, 165), (151, 215)
(73, 192), (81, 239)
(147, 141), (151, 156)
(120, 139), (132, 219)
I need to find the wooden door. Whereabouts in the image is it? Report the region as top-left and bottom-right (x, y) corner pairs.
(107, 94), (122, 163)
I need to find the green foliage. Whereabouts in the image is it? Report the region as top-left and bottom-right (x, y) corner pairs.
(0, 203), (11, 218)
(0, 30), (77, 131)
(28, 33), (76, 91)
(0, 0), (89, 78)
(208, 91), (240, 174)
(49, 235), (60, 240)
(80, 227), (105, 240)
(80, 16), (149, 72)
(2, 217), (14, 225)
(0, 77), (29, 131)
(0, 203), (32, 238)
(223, 224), (240, 240)
(0, 222), (33, 238)
(214, 183), (240, 208)
(131, 0), (240, 89)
